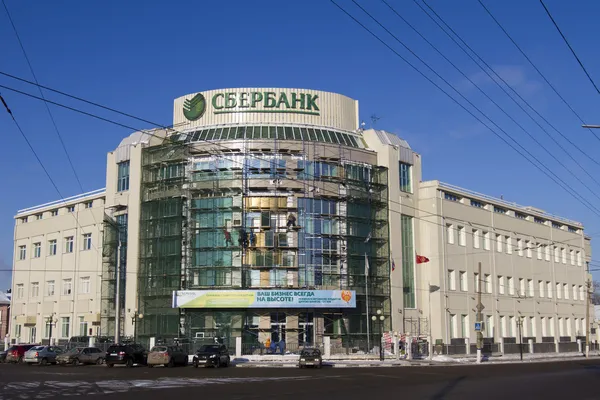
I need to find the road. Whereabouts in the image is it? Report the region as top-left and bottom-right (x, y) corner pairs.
(1, 359), (599, 400)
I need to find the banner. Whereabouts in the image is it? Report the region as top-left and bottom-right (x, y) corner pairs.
(172, 289), (356, 309)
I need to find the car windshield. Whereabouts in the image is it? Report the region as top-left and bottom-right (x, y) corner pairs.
(66, 348), (83, 354)
(30, 346), (45, 351)
(6, 346), (16, 352)
(107, 346), (124, 353)
(199, 345), (220, 353)
(151, 346), (168, 352)
(301, 349), (321, 357)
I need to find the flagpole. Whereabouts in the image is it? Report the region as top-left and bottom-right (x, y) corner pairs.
(365, 252), (370, 354)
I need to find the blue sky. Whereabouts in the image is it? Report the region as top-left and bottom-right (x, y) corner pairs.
(1, 0), (600, 287)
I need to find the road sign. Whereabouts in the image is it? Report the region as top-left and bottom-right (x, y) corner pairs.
(474, 322), (482, 332)
(476, 303), (485, 312)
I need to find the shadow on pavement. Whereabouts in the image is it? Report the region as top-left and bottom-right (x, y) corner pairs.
(431, 376), (465, 400)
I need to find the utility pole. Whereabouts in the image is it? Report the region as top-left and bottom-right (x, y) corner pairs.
(517, 317), (523, 362)
(585, 279), (591, 358)
(476, 262), (484, 364)
(115, 231), (122, 345)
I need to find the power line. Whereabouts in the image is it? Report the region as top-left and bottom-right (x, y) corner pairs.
(332, 0), (600, 217)
(474, 0), (600, 142)
(2, 0), (85, 192)
(538, 0), (600, 95)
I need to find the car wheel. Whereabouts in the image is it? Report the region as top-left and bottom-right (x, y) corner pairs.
(96, 358), (104, 365)
(214, 360), (220, 369)
(148, 364), (154, 368)
(72, 359), (78, 366)
(107, 363), (114, 368)
(225, 357), (230, 368)
(18, 356), (23, 364)
(168, 358), (175, 368)
(40, 358), (48, 366)
(193, 360), (199, 368)
(126, 358), (134, 368)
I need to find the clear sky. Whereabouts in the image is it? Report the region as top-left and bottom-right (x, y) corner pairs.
(1, 0), (600, 287)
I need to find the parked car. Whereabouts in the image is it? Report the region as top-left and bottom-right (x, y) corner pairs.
(105, 344), (147, 368)
(24, 346), (65, 365)
(5, 345), (37, 363)
(0, 349), (7, 363)
(147, 346), (188, 367)
(298, 348), (322, 368)
(192, 344), (230, 368)
(57, 347), (104, 365)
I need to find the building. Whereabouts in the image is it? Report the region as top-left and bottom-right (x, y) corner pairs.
(9, 87), (593, 354)
(0, 291), (10, 344)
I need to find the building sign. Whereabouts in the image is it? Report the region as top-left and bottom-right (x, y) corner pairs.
(172, 289), (356, 309)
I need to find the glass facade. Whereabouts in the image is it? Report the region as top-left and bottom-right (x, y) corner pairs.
(401, 215), (415, 308)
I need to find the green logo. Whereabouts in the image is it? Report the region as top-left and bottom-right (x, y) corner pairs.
(183, 93), (206, 121)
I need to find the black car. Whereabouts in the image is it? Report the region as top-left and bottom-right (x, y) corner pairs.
(299, 348), (323, 368)
(192, 344), (230, 368)
(105, 344), (147, 368)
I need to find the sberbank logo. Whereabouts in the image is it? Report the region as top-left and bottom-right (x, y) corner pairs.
(211, 91), (320, 116)
(183, 93), (207, 121)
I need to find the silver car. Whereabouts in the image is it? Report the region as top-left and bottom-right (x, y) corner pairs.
(24, 346), (65, 365)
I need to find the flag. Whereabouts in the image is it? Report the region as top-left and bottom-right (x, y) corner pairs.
(391, 253), (396, 272)
(364, 253), (369, 276)
(416, 254), (430, 264)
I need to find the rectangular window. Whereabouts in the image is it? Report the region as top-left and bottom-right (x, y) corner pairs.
(48, 240), (57, 256)
(31, 282), (39, 298)
(82, 233), (92, 250)
(509, 316), (515, 337)
(460, 271), (467, 292)
(65, 236), (74, 253)
(399, 162), (412, 193)
(494, 206), (507, 214)
(552, 222), (561, 229)
(515, 212), (527, 219)
(545, 245), (550, 261)
(470, 199), (484, 208)
(549, 317), (555, 337)
(547, 281), (552, 298)
(554, 246), (560, 262)
(530, 316), (536, 337)
(62, 279), (72, 295)
(525, 240), (532, 258)
(496, 234), (503, 253)
(117, 161), (130, 192)
(541, 317), (547, 337)
(508, 276), (514, 295)
(579, 285), (585, 301)
(67, 205), (75, 213)
(401, 215), (415, 308)
(517, 239), (523, 256)
(483, 231), (490, 250)
(460, 314), (468, 338)
(519, 278), (525, 296)
(485, 274), (492, 294)
(564, 283), (569, 300)
(474, 272), (480, 293)
(528, 279), (534, 297)
(61, 317), (70, 338)
(33, 242), (41, 258)
(486, 315), (493, 338)
(458, 226), (466, 246)
(537, 243), (542, 260)
(51, 210), (58, 216)
(473, 229), (480, 249)
(556, 283), (562, 299)
(498, 275), (505, 295)
(506, 236), (512, 254)
(539, 280), (544, 298)
(449, 314), (457, 339)
(36, 214), (42, 220)
(79, 316), (88, 337)
(80, 277), (90, 294)
(570, 250), (575, 265)
(573, 285), (578, 301)
(448, 269), (456, 291)
(16, 284), (24, 299)
(444, 193), (459, 202)
(576, 251), (582, 267)
(561, 248), (566, 264)
(566, 318), (572, 337)
(500, 316), (507, 338)
(18, 245), (26, 260)
(446, 224), (455, 244)
(46, 280), (55, 296)
(84, 201), (93, 209)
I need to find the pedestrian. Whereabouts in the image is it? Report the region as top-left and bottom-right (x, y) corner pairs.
(265, 338), (271, 354)
(223, 228), (233, 247)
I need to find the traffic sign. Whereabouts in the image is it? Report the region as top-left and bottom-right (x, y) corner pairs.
(474, 322), (482, 332)
(476, 303), (485, 312)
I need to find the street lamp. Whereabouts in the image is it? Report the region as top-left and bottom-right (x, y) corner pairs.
(371, 309), (385, 361)
(45, 313), (57, 346)
(130, 310), (144, 343)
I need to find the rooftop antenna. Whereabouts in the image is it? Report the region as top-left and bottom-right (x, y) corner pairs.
(370, 114), (381, 128)
(360, 121), (366, 131)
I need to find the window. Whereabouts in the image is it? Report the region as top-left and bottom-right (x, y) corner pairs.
(458, 226), (466, 246)
(573, 285), (578, 301)
(568, 226), (578, 233)
(48, 240), (57, 256)
(494, 206), (507, 214)
(79, 316), (88, 337)
(528, 279), (534, 297)
(460, 271), (467, 292)
(31, 282), (39, 298)
(517, 239), (523, 256)
(460, 314), (468, 338)
(516, 212), (527, 219)
(399, 162), (412, 193)
(473, 229), (481, 249)
(534, 217), (545, 224)
(564, 283), (569, 300)
(117, 161), (130, 192)
(486, 315), (493, 337)
(470, 199), (484, 208)
(579, 285), (585, 301)
(500, 316), (507, 337)
(448, 269), (456, 291)
(474, 272), (480, 293)
(444, 193), (459, 202)
(506, 236), (512, 254)
(450, 314), (457, 339)
(36, 214), (42, 220)
(496, 234), (503, 252)
(400, 215), (415, 308)
(561, 248), (566, 264)
(539, 281), (544, 298)
(509, 316), (515, 337)
(570, 250), (574, 265)
(545, 245), (550, 261)
(530, 316), (536, 337)
(62, 279), (72, 295)
(552, 222), (561, 229)
(51, 210), (58, 217)
(566, 318), (571, 337)
(508, 277), (514, 295)
(446, 224), (455, 244)
(80, 277), (90, 294)
(498, 275), (505, 295)
(483, 231), (490, 250)
(559, 318), (564, 336)
(15, 324), (22, 339)
(46, 280), (55, 296)
(554, 247), (559, 262)
(21, 217), (27, 223)
(556, 283), (562, 299)
(519, 278), (525, 296)
(16, 284), (24, 299)
(18, 245), (26, 260)
(84, 201), (93, 209)
(485, 274), (492, 294)
(67, 205), (75, 213)
(65, 236), (74, 253)
(82, 233), (92, 250)
(576, 251), (582, 267)
(61, 317), (70, 338)
(33, 242), (41, 258)
(547, 281), (552, 298)
(537, 243), (542, 260)
(525, 240), (532, 258)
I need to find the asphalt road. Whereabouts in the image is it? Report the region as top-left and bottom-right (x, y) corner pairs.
(1, 359), (600, 400)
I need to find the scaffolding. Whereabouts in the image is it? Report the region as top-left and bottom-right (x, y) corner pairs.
(127, 125), (389, 353)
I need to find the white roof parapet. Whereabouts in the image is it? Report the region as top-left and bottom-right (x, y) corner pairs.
(438, 182), (583, 227)
(16, 188), (106, 216)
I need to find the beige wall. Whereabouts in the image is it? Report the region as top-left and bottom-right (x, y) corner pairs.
(10, 192), (105, 343)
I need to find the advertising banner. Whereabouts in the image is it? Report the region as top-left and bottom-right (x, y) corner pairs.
(172, 289), (356, 309)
